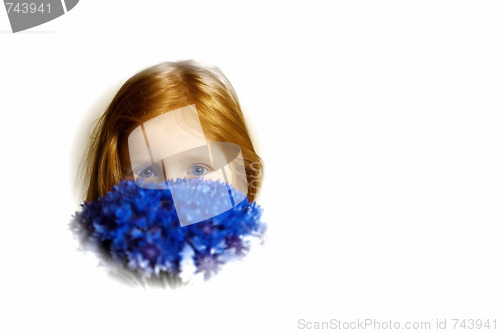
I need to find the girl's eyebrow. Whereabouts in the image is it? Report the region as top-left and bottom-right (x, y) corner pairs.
(164, 149), (212, 163)
(131, 161), (162, 173)
(134, 160), (161, 166)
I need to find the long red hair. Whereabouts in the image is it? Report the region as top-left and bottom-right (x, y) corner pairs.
(83, 60), (263, 203)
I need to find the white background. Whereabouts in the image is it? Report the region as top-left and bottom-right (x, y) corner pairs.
(0, 1), (499, 332)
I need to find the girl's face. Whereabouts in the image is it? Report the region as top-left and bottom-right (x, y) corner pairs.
(120, 105), (246, 193)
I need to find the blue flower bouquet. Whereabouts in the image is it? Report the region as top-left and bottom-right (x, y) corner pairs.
(69, 178), (266, 285)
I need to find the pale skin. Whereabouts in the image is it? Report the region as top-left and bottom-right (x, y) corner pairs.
(119, 105), (243, 192)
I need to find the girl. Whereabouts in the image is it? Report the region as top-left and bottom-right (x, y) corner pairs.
(74, 60), (265, 285)
(83, 60), (263, 204)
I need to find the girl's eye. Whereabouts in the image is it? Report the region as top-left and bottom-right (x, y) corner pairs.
(188, 165), (211, 177)
(139, 167), (156, 178)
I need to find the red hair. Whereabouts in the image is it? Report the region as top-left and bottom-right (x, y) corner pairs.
(83, 60), (263, 203)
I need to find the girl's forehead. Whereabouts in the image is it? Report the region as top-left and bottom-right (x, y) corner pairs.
(128, 105), (207, 164)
